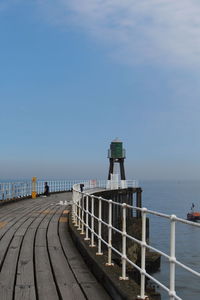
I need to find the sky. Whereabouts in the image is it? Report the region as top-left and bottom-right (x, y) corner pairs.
(0, 0), (200, 180)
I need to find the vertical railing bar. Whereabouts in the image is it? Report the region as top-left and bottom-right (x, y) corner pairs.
(105, 199), (114, 266)
(74, 191), (79, 227)
(138, 207), (147, 300)
(96, 197), (103, 255)
(119, 203), (128, 280)
(77, 193), (82, 230)
(80, 195), (85, 235)
(89, 196), (96, 247)
(169, 215), (176, 300)
(84, 195), (90, 241)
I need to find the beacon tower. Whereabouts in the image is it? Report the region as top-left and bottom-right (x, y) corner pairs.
(107, 138), (127, 189)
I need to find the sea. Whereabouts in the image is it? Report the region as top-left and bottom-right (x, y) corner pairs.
(141, 180), (200, 300)
(0, 179), (199, 299)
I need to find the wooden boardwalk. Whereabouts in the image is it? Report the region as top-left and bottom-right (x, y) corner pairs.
(0, 193), (111, 300)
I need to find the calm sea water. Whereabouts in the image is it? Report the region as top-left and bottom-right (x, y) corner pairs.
(141, 180), (200, 300)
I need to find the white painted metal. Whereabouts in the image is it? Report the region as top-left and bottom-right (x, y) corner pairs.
(81, 196), (85, 235)
(96, 197), (103, 255)
(89, 196), (95, 247)
(106, 180), (111, 189)
(106, 199), (114, 266)
(77, 195), (81, 231)
(140, 208), (147, 299)
(110, 173), (119, 190)
(84, 195), (90, 241)
(170, 215), (176, 300)
(72, 182), (200, 300)
(119, 203), (128, 280)
(120, 180), (127, 189)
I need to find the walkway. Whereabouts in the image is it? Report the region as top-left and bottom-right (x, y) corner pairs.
(0, 193), (111, 300)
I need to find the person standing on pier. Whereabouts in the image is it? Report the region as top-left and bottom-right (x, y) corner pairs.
(44, 182), (50, 197)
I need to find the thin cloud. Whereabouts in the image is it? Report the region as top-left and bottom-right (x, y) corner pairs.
(42, 0), (200, 67)
(3, 0), (200, 66)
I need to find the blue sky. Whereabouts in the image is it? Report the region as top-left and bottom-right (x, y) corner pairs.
(0, 0), (200, 180)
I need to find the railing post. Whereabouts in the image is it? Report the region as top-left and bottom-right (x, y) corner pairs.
(80, 196), (85, 235)
(138, 208), (147, 300)
(106, 200), (114, 266)
(74, 192), (79, 227)
(72, 199), (75, 223)
(169, 215), (176, 300)
(89, 196), (96, 247)
(84, 195), (90, 241)
(77, 194), (82, 231)
(96, 197), (103, 256)
(119, 203), (128, 280)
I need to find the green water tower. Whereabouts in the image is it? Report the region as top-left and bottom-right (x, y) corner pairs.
(108, 138), (126, 159)
(107, 138), (126, 187)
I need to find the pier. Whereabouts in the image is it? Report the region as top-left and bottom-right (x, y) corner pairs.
(0, 180), (200, 300)
(0, 192), (111, 300)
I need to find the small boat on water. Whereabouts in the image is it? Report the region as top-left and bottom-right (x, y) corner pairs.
(187, 212), (200, 221)
(187, 203), (200, 221)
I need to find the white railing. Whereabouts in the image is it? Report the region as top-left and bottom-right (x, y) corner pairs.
(0, 178), (139, 201)
(0, 181), (32, 200)
(72, 184), (200, 300)
(0, 179), (93, 201)
(126, 179), (139, 188)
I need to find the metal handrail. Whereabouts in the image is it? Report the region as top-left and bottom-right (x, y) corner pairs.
(72, 183), (200, 300)
(0, 179), (94, 201)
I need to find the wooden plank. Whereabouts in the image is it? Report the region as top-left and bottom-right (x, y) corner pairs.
(34, 228), (47, 247)
(0, 203), (26, 219)
(59, 225), (98, 283)
(0, 192), (107, 300)
(47, 207), (85, 300)
(59, 214), (111, 300)
(35, 237), (59, 300)
(0, 222), (7, 229)
(37, 209), (58, 229)
(0, 203), (52, 269)
(0, 236), (23, 300)
(15, 203), (60, 300)
(15, 228), (37, 292)
(0, 202), (47, 239)
(59, 217), (68, 223)
(34, 205), (61, 300)
(48, 246), (85, 300)
(0, 228), (17, 268)
(14, 218), (35, 237)
(47, 208), (66, 247)
(15, 285), (36, 300)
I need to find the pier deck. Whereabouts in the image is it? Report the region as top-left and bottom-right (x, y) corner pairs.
(0, 193), (111, 300)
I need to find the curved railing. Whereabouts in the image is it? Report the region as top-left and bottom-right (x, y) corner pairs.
(0, 178), (138, 202)
(72, 183), (200, 300)
(0, 179), (100, 201)
(0, 179), (126, 201)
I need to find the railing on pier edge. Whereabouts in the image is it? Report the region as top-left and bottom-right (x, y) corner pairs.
(72, 182), (200, 300)
(0, 180), (75, 201)
(0, 179), (138, 201)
